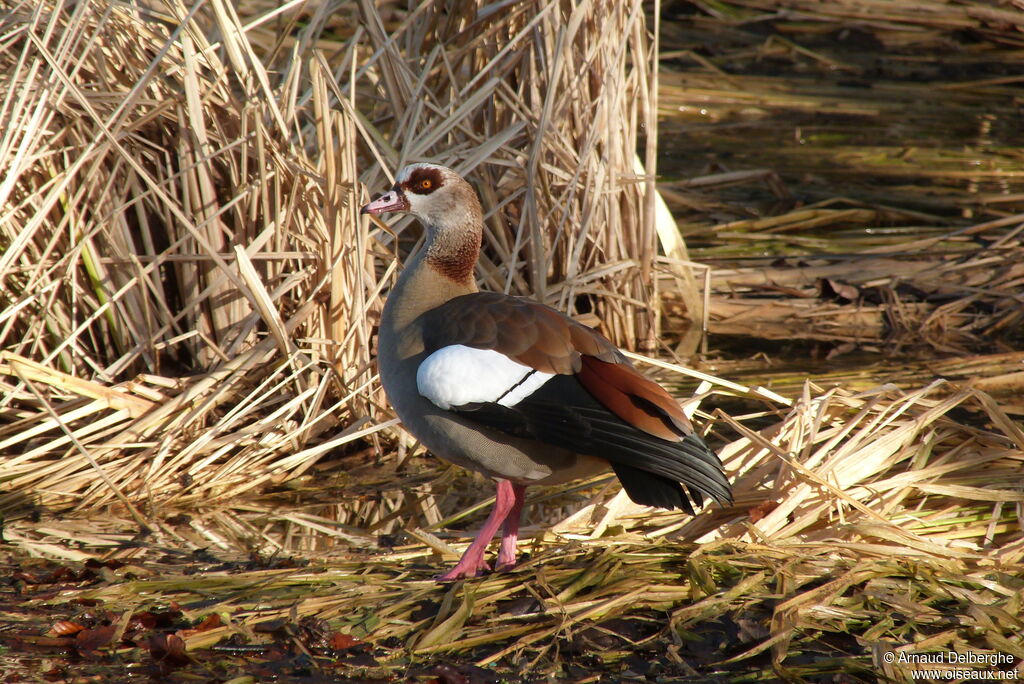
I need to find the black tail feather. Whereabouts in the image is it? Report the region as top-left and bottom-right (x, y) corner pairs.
(612, 463), (696, 514)
(453, 374), (733, 512)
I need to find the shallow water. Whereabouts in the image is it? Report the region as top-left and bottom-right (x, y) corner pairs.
(655, 4), (1024, 387)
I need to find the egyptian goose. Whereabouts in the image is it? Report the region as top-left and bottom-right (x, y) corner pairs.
(362, 163), (731, 581)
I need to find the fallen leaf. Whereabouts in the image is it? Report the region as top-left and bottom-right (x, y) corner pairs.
(75, 625), (116, 652)
(177, 613), (222, 639)
(148, 633), (190, 666)
(192, 613), (222, 633)
(820, 277), (860, 302)
(329, 632), (363, 650)
(44, 567), (80, 584)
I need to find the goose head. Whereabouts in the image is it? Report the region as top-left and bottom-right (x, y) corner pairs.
(361, 163), (484, 284)
(360, 163), (481, 230)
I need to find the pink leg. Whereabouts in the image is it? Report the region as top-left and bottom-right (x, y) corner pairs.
(495, 483), (527, 571)
(436, 480), (520, 582)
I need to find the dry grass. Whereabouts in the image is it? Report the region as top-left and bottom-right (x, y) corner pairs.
(698, 220), (1024, 351)
(0, 0), (378, 515)
(0, 0), (685, 514)
(4, 376), (1022, 680)
(0, 0), (1023, 681)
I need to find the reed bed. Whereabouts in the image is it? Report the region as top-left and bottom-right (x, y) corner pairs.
(0, 0), (1023, 681)
(0, 0), (672, 515)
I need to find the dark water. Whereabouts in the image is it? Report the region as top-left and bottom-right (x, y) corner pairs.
(658, 1), (1023, 223)
(655, 3), (1024, 385)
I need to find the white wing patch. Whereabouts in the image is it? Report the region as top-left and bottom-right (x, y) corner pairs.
(416, 345), (555, 410)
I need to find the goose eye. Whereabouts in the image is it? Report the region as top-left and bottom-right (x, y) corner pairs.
(419, 179), (432, 190)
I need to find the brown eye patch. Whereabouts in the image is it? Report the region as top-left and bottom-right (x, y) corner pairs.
(405, 167), (444, 195)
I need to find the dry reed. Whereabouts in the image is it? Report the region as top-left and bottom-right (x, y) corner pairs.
(5, 376), (1022, 680)
(0, 0), (691, 515)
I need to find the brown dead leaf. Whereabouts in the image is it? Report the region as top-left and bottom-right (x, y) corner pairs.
(328, 632), (363, 650)
(75, 624), (116, 652)
(148, 633), (190, 666)
(177, 613), (222, 639)
(821, 277), (860, 301)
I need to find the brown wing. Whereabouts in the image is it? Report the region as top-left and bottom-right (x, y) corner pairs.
(420, 292), (694, 442)
(420, 291), (622, 374)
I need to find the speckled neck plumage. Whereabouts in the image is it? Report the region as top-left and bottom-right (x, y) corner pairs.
(425, 223), (482, 285)
(421, 176), (483, 287)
